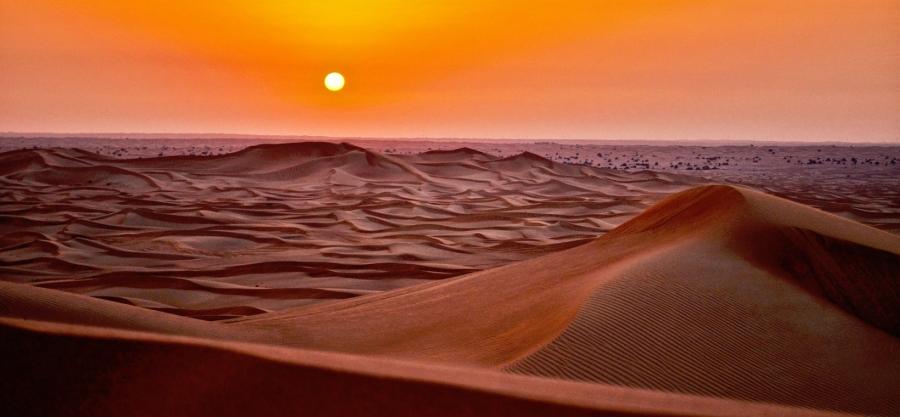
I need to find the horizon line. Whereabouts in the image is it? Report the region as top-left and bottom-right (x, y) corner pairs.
(1, 131), (898, 146)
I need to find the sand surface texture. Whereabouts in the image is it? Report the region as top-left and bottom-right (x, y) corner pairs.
(0, 143), (694, 319)
(1, 143), (899, 416)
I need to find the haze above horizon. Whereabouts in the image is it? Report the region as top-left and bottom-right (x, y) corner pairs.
(1, 1), (898, 143)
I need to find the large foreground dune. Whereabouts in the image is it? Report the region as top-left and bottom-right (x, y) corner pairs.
(2, 171), (899, 415)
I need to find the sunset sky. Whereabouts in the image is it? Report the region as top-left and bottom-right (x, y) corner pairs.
(1, 1), (898, 142)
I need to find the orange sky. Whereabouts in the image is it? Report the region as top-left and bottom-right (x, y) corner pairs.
(1, 0), (898, 142)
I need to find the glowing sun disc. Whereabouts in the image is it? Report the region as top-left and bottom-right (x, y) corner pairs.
(324, 72), (345, 92)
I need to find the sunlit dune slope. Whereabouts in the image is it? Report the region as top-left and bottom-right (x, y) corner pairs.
(2, 184), (898, 416)
(1, 318), (857, 417)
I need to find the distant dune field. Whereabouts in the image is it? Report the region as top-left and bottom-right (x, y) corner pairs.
(1, 143), (899, 417)
(0, 142), (696, 319)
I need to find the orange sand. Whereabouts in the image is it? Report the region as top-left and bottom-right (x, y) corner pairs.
(1, 144), (899, 416)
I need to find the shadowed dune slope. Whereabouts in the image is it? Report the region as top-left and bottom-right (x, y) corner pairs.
(227, 185), (900, 415)
(1, 318), (858, 417)
(2, 182), (899, 415)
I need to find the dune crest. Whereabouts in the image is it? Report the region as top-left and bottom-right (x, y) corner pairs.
(2, 143), (899, 416)
(0, 143), (695, 319)
(220, 186), (900, 415)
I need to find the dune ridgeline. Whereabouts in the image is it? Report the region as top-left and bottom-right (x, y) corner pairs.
(1, 143), (898, 417)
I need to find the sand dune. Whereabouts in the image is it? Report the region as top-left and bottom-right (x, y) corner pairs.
(1, 143), (899, 416)
(2, 179), (899, 415)
(0, 143), (696, 319)
(2, 318), (859, 417)
(225, 186), (900, 414)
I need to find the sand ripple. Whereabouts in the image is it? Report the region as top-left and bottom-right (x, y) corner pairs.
(0, 143), (696, 319)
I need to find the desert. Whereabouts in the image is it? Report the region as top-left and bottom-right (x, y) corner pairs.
(1, 139), (899, 416)
(3, 1), (900, 415)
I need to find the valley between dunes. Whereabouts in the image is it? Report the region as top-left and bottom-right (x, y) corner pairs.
(1, 143), (899, 416)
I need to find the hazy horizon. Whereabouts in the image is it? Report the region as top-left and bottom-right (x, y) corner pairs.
(3, 131), (899, 146)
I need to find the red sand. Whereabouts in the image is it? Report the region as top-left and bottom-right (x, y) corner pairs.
(1, 143), (899, 416)
(0, 143), (695, 319)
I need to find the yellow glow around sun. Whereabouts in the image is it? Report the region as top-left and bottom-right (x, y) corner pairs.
(324, 72), (345, 92)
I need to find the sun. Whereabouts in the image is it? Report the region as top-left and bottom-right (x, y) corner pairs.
(324, 72), (345, 92)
